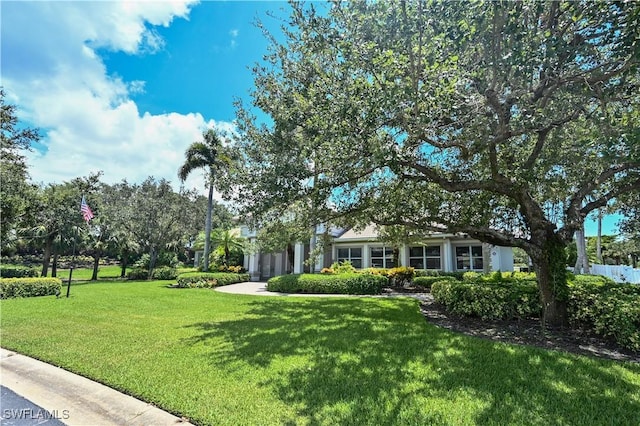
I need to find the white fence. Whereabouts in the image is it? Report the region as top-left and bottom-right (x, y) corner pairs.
(589, 264), (640, 284)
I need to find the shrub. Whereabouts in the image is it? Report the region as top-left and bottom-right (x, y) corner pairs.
(152, 266), (178, 280)
(176, 272), (250, 288)
(431, 279), (541, 320)
(127, 268), (149, 280)
(462, 271), (481, 281)
(0, 265), (39, 278)
(413, 276), (455, 289)
(266, 273), (387, 295)
(387, 266), (415, 287)
(0, 277), (62, 299)
(414, 270), (465, 280)
(362, 268), (390, 277)
(213, 264), (246, 274)
(568, 278), (640, 351)
(320, 268), (335, 274)
(330, 260), (357, 274)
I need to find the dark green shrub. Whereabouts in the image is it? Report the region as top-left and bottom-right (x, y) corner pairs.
(0, 265), (39, 278)
(127, 268), (149, 280)
(414, 270), (465, 280)
(568, 278), (640, 351)
(0, 277), (62, 299)
(431, 279), (541, 320)
(151, 266), (178, 280)
(413, 276), (456, 289)
(176, 272), (250, 288)
(267, 273), (386, 295)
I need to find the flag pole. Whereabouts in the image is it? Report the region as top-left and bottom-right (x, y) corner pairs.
(66, 224), (77, 298)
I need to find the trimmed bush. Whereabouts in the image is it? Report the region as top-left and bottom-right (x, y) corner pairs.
(1, 277), (62, 299)
(267, 273), (387, 295)
(152, 266), (178, 280)
(387, 266), (415, 287)
(568, 278), (640, 351)
(0, 265), (39, 278)
(127, 268), (149, 280)
(431, 279), (541, 320)
(413, 276), (456, 289)
(414, 270), (465, 280)
(330, 260), (357, 274)
(176, 272), (250, 288)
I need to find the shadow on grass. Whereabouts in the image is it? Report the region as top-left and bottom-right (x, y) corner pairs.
(185, 297), (640, 425)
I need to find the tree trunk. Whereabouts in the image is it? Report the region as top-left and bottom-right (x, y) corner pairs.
(41, 236), (54, 277)
(531, 235), (569, 328)
(287, 243), (294, 273)
(203, 184), (214, 272)
(596, 209), (603, 264)
(120, 250), (129, 278)
(51, 252), (58, 278)
(393, 246), (400, 267)
(91, 253), (100, 280)
(147, 247), (158, 280)
(574, 226), (589, 274)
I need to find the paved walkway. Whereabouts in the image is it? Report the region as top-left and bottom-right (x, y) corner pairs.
(214, 281), (431, 301)
(0, 349), (191, 426)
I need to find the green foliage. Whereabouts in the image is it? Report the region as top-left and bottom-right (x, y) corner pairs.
(151, 266), (178, 281)
(431, 279), (542, 320)
(175, 272), (249, 288)
(413, 276), (455, 289)
(134, 252), (178, 269)
(330, 260), (357, 274)
(0, 277), (61, 299)
(0, 265), (39, 278)
(267, 273), (387, 295)
(386, 266), (415, 287)
(414, 270), (465, 280)
(126, 268), (149, 281)
(568, 278), (640, 351)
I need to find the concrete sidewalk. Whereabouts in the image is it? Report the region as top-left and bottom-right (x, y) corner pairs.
(0, 348), (191, 426)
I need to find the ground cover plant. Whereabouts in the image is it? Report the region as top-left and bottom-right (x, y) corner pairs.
(1, 281), (639, 425)
(176, 272), (250, 288)
(267, 273), (387, 294)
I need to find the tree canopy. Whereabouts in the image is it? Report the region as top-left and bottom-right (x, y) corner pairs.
(232, 0), (640, 325)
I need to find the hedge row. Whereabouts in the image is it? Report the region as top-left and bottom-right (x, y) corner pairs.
(0, 277), (62, 299)
(568, 275), (640, 352)
(267, 273), (387, 295)
(126, 266), (178, 281)
(431, 279), (541, 320)
(0, 265), (39, 278)
(176, 272), (250, 288)
(431, 273), (640, 351)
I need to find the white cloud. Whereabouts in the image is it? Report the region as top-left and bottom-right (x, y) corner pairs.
(1, 0), (233, 197)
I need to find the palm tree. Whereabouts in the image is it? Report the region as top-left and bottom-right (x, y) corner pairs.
(211, 228), (245, 265)
(178, 130), (231, 271)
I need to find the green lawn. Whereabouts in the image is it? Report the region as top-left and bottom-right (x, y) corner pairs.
(1, 281), (639, 425)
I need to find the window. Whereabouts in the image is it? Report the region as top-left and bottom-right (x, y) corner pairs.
(336, 247), (362, 269)
(370, 246), (395, 268)
(455, 245), (483, 270)
(409, 245), (441, 270)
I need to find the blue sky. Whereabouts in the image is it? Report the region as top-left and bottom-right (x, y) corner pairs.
(0, 1), (622, 236)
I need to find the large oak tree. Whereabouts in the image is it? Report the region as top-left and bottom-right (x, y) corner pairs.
(233, 1), (640, 325)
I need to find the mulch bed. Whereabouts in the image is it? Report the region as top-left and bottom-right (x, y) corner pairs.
(386, 288), (639, 363)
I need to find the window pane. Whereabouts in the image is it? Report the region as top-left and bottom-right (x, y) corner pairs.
(457, 258), (471, 270)
(456, 246), (470, 257)
(351, 259), (362, 269)
(409, 259), (423, 269)
(371, 258), (384, 268)
(337, 248), (349, 258)
(384, 247), (394, 256)
(386, 260), (396, 268)
(425, 246), (441, 257)
(370, 247), (383, 257)
(409, 247), (424, 257)
(426, 258), (441, 270)
(474, 258), (484, 270)
(471, 245), (483, 256)
(350, 247), (362, 257)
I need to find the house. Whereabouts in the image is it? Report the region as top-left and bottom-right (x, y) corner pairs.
(241, 224), (514, 281)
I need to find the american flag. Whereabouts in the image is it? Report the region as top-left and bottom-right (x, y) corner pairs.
(81, 196), (94, 223)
